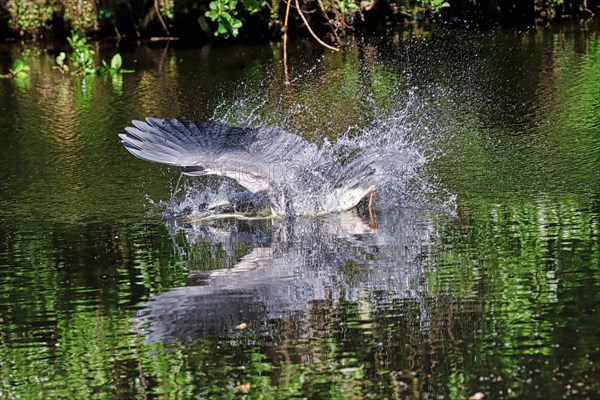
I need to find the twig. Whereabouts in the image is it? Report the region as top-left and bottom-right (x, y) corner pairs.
(114, 23), (122, 41)
(294, 0), (339, 51)
(283, 0), (292, 84)
(326, 0), (352, 29)
(154, 0), (170, 35)
(316, 0), (341, 43)
(316, 0), (331, 21)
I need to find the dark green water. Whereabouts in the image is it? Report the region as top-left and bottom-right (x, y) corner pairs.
(1, 22), (599, 399)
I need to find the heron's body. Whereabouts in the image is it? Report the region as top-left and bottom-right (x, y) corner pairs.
(120, 118), (376, 217)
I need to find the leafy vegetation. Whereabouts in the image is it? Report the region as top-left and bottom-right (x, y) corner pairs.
(0, 58), (30, 79)
(54, 31), (133, 76)
(203, 0), (455, 40)
(99, 54), (134, 75)
(205, 0), (243, 38)
(54, 52), (69, 73)
(0, 0), (597, 42)
(66, 31), (96, 74)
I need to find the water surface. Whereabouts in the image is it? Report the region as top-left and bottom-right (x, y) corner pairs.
(0, 22), (599, 399)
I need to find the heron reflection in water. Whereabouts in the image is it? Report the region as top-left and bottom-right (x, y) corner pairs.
(135, 210), (436, 343)
(120, 118), (444, 342)
(119, 118), (377, 219)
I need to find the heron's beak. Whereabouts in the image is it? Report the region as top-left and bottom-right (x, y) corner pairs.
(365, 185), (377, 228)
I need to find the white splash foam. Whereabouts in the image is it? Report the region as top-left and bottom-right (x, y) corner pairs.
(156, 83), (456, 217)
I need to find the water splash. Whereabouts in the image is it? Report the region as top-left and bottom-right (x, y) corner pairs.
(156, 81), (456, 219)
(329, 88), (456, 212)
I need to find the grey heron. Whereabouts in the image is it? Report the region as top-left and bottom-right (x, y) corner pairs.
(120, 118), (376, 217)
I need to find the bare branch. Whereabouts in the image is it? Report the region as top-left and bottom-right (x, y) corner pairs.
(294, 0), (339, 51)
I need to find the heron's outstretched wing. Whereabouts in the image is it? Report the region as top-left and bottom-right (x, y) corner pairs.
(119, 118), (317, 193)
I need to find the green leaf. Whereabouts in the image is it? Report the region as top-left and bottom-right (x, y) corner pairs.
(56, 52), (66, 65)
(9, 59), (29, 77)
(12, 59), (25, 72)
(110, 54), (122, 71)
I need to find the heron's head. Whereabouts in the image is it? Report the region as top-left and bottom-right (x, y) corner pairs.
(323, 184), (376, 213)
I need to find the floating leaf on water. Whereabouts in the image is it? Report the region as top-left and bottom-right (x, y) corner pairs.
(235, 383), (250, 393)
(469, 392), (485, 400)
(235, 322), (247, 330)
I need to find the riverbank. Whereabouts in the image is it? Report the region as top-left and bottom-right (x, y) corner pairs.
(1, 0), (599, 46)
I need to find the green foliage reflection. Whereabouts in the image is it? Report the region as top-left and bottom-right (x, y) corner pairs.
(0, 27), (599, 400)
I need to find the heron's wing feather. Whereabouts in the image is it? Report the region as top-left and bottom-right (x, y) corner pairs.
(120, 118), (317, 193)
